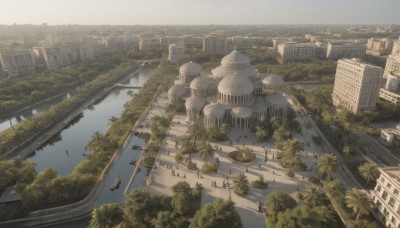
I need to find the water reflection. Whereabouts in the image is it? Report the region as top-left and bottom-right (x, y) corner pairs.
(26, 67), (154, 176)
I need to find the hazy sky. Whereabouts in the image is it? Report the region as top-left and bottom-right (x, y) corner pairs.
(0, 0), (399, 25)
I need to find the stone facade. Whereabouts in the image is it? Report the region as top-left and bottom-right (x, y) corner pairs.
(371, 167), (400, 228)
(325, 41), (366, 59)
(168, 44), (184, 64)
(203, 34), (229, 55)
(385, 55), (400, 76)
(367, 38), (394, 56)
(332, 59), (383, 113)
(277, 42), (318, 62)
(168, 50), (288, 128)
(0, 51), (36, 77)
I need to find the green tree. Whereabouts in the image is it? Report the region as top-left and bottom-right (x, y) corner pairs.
(316, 153), (338, 180)
(89, 203), (122, 228)
(171, 181), (194, 216)
(190, 198), (243, 228)
(265, 190), (297, 215)
(301, 187), (327, 207)
(345, 188), (372, 222)
(272, 128), (291, 143)
(358, 163), (380, 184)
(255, 126), (268, 142)
(233, 174), (249, 196)
(199, 140), (215, 164)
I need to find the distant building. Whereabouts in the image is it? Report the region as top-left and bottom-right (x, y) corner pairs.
(230, 36), (263, 48)
(384, 54), (400, 76)
(277, 42), (318, 62)
(139, 37), (160, 52)
(379, 73), (400, 104)
(332, 59), (383, 113)
(203, 34), (229, 55)
(41, 43), (96, 70)
(0, 51), (35, 77)
(272, 37), (304, 51)
(392, 39), (400, 56)
(168, 44), (184, 64)
(370, 166), (400, 227)
(325, 41), (366, 59)
(367, 38), (394, 56)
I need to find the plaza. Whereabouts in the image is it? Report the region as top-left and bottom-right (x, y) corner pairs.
(146, 91), (322, 228)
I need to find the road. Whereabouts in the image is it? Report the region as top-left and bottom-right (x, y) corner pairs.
(353, 129), (400, 166)
(286, 93), (362, 188)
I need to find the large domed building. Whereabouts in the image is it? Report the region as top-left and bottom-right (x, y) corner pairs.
(168, 49), (288, 128)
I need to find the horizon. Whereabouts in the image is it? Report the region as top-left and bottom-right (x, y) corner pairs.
(1, 0), (399, 25)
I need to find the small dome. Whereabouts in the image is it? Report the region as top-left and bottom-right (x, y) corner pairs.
(179, 61), (201, 75)
(265, 93), (288, 105)
(262, 74), (284, 87)
(221, 50), (250, 68)
(218, 72), (255, 95)
(190, 76), (211, 90)
(185, 96), (206, 110)
(204, 103), (225, 117)
(231, 106), (253, 118)
(168, 84), (185, 97)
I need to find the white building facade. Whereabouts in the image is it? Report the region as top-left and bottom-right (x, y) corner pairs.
(371, 167), (400, 228)
(0, 51), (36, 77)
(332, 59), (383, 113)
(168, 44), (184, 64)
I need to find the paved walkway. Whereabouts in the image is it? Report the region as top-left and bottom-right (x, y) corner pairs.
(148, 94), (321, 228)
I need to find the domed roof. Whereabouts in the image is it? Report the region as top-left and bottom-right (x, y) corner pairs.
(221, 50), (250, 68)
(262, 74), (284, 87)
(190, 76), (210, 90)
(231, 106), (253, 118)
(168, 84), (185, 97)
(204, 103), (225, 117)
(265, 93), (288, 105)
(185, 96), (206, 110)
(218, 72), (255, 95)
(212, 65), (257, 80)
(180, 61), (201, 75)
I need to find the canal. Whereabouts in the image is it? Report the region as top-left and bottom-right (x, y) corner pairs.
(0, 94), (69, 133)
(26, 66), (154, 177)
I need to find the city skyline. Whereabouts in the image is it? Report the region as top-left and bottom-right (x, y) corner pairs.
(0, 0), (399, 25)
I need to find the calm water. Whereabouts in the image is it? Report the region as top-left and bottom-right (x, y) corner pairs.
(0, 94), (68, 133)
(27, 67), (153, 176)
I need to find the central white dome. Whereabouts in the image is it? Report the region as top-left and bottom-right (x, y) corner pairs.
(221, 50), (250, 68)
(218, 72), (255, 95)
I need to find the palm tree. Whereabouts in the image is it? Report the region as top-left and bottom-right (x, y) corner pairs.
(220, 123), (231, 135)
(108, 116), (118, 125)
(255, 126), (268, 142)
(86, 131), (105, 153)
(233, 174), (249, 196)
(316, 153), (338, 180)
(283, 139), (304, 155)
(187, 120), (208, 163)
(358, 163), (380, 183)
(345, 188), (372, 222)
(272, 128), (291, 143)
(199, 141), (215, 164)
(89, 203), (122, 228)
(281, 139), (303, 172)
(301, 187), (326, 207)
(179, 135), (193, 163)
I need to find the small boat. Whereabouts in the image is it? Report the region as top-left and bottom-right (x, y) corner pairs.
(110, 176), (121, 191)
(129, 159), (137, 165)
(131, 145), (140, 150)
